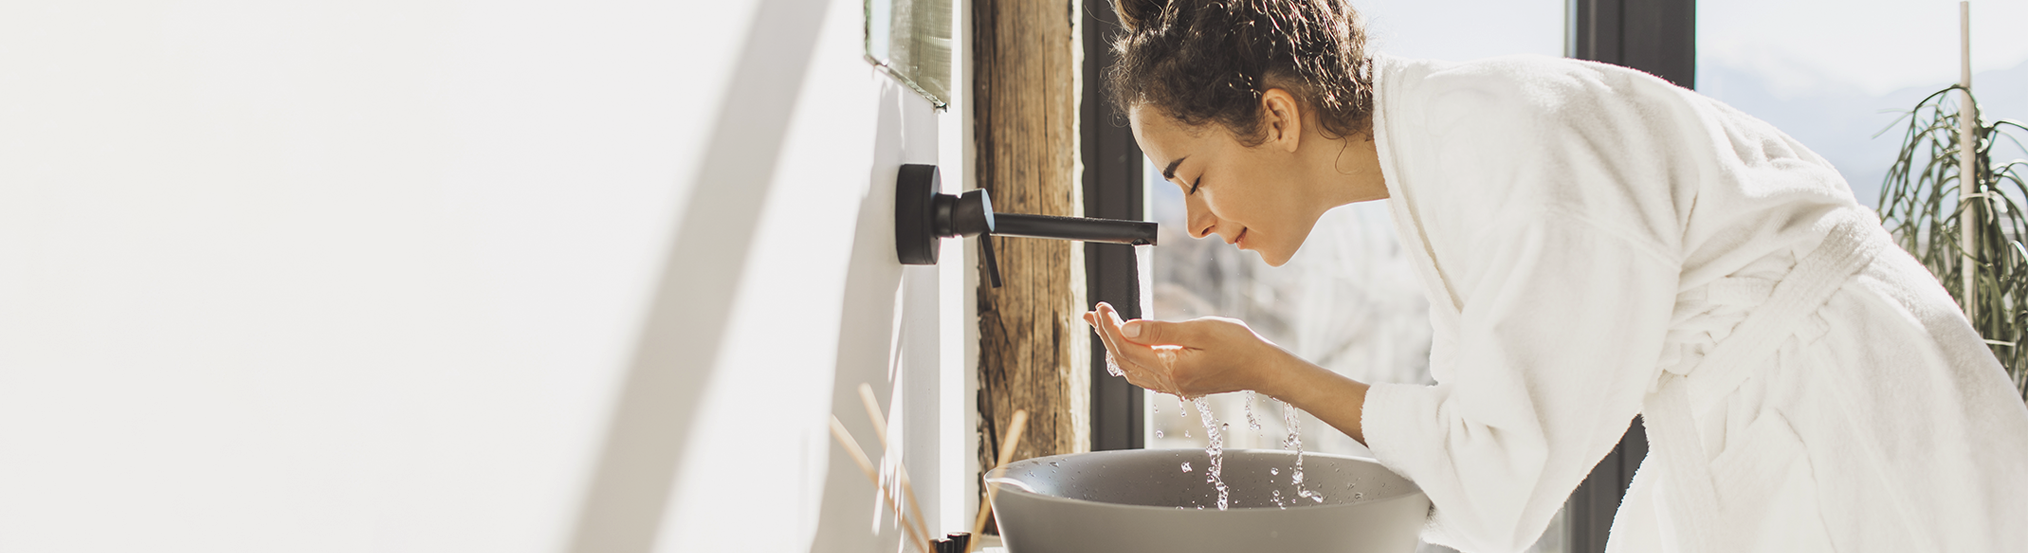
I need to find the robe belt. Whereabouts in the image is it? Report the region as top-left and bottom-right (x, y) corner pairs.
(1641, 208), (1888, 552)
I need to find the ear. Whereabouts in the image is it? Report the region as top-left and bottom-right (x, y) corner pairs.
(1259, 88), (1302, 153)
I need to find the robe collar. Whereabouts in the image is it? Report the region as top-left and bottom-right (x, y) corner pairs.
(1370, 54), (1465, 322)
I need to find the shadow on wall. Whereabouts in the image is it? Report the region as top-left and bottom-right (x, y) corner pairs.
(562, 0), (832, 550)
(811, 80), (945, 553)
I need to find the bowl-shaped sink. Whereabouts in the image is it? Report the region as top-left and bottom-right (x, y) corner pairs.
(986, 449), (1428, 552)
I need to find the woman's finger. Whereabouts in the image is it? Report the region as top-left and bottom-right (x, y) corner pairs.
(1099, 304), (1175, 365)
(1120, 318), (1204, 347)
(1088, 312), (1152, 387)
(1093, 305), (1184, 393)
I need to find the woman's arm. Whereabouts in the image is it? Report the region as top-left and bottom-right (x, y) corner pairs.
(1265, 356), (1371, 445)
(1084, 302), (1371, 444)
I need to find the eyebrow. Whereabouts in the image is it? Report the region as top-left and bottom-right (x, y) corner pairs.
(1162, 157), (1187, 181)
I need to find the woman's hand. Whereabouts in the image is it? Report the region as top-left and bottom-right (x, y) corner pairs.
(1084, 301), (1373, 444)
(1082, 301), (1296, 399)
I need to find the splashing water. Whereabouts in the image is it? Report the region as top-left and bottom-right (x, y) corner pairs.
(1244, 391), (1263, 431)
(1104, 352), (1125, 377)
(1278, 398), (1324, 503)
(1181, 461), (1192, 472)
(1193, 396), (1229, 510)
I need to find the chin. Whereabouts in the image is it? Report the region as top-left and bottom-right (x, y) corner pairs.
(1258, 246), (1296, 267)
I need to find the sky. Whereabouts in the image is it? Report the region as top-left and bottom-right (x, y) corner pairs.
(1356, 0), (1564, 59)
(1701, 0), (2028, 98)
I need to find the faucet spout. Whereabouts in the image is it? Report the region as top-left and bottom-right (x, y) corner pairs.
(895, 164), (1157, 288)
(992, 213), (1157, 246)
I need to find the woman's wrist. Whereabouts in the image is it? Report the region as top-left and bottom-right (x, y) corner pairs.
(1254, 348), (1323, 405)
(1256, 349), (1370, 445)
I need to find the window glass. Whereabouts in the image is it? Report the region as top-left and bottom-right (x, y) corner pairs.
(1698, 0), (2028, 206)
(1144, 2), (1564, 551)
(865, 0), (952, 107)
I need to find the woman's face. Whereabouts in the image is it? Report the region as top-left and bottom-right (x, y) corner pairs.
(1129, 97), (1332, 267)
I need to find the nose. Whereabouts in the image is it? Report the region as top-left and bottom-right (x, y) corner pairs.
(1184, 194), (1216, 239)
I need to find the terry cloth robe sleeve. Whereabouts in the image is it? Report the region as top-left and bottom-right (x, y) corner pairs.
(1363, 214), (1679, 552)
(1361, 56), (1687, 552)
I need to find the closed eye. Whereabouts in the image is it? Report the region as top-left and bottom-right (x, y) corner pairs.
(1188, 176), (1201, 195)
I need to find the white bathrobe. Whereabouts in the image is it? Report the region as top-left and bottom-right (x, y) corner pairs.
(1359, 55), (2028, 553)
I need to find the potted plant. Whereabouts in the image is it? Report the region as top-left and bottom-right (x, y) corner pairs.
(1877, 84), (2028, 400)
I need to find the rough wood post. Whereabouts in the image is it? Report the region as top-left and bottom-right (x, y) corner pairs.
(973, 0), (1088, 495)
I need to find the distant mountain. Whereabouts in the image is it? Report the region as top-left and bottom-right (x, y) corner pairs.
(1698, 58), (2028, 208)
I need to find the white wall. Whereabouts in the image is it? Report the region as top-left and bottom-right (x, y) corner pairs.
(0, 0), (969, 552)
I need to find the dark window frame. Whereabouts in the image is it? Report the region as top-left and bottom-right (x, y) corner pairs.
(1564, 1), (1692, 552)
(1082, 1), (1145, 453)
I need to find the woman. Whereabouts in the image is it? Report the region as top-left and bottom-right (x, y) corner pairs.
(1083, 0), (2028, 551)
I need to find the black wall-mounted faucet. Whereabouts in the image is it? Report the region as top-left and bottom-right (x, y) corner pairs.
(894, 164), (1157, 287)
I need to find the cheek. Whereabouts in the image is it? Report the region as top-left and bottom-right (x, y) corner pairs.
(1210, 189), (1280, 228)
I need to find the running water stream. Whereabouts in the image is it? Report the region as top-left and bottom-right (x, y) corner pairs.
(1279, 398), (1324, 504)
(1098, 288), (1318, 510)
(1192, 396), (1229, 510)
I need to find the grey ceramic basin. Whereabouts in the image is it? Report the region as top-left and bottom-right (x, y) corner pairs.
(986, 449), (1429, 552)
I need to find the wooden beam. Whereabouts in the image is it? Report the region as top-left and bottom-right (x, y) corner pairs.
(972, 0), (1088, 503)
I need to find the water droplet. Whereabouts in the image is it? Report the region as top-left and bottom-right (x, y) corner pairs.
(1155, 430), (1164, 438)
(1181, 462), (1192, 472)
(1271, 468), (1279, 475)
(1184, 430), (1191, 438)
(1196, 505), (1205, 510)
(1049, 461), (1060, 467)
(1354, 492), (1364, 500)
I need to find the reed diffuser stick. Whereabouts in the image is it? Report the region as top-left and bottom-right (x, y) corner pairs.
(857, 384), (934, 548)
(968, 409), (1029, 553)
(829, 416), (934, 553)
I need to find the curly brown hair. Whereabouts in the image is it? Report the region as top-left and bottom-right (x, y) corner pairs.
(1106, 0), (1375, 145)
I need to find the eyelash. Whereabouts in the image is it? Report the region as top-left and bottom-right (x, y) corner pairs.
(1188, 176), (1201, 195)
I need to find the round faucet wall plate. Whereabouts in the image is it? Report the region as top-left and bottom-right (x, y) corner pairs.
(895, 164), (941, 265)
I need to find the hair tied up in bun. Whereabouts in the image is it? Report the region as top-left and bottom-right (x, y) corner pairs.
(1113, 0), (1171, 32)
(1107, 0), (1375, 144)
